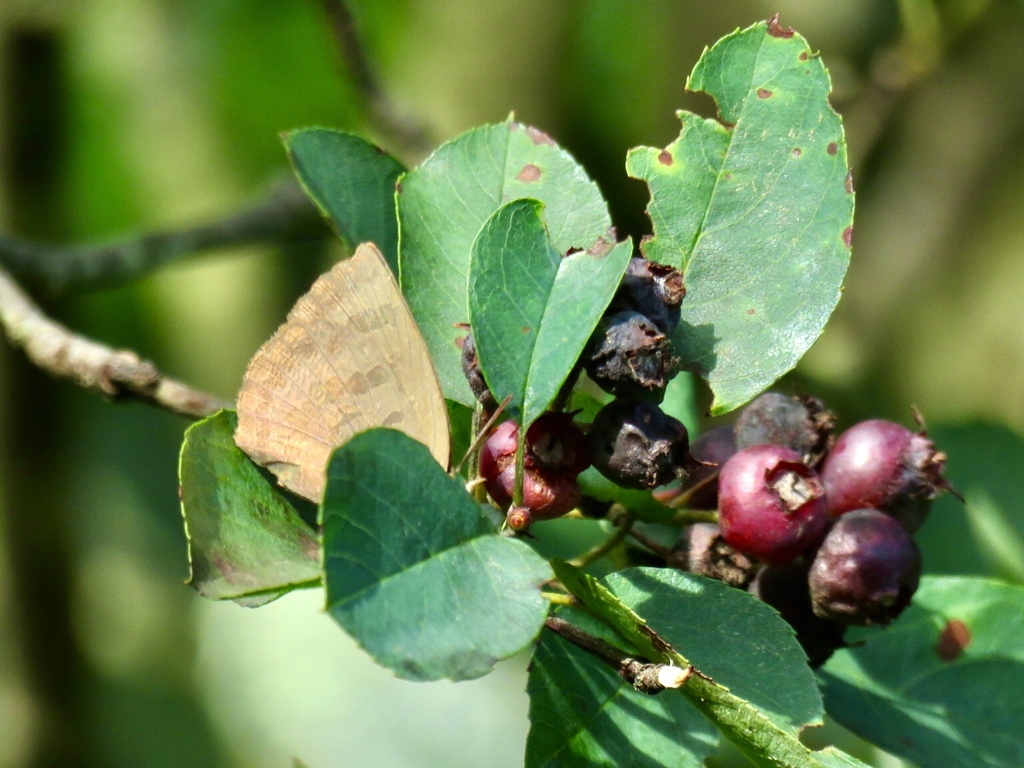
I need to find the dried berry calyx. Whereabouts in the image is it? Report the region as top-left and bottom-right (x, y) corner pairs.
(588, 399), (689, 489)
(583, 311), (675, 398)
(808, 508), (922, 626)
(459, 331), (497, 409)
(718, 444), (830, 566)
(734, 392), (834, 466)
(609, 256), (686, 335)
(820, 418), (951, 531)
(670, 522), (758, 589)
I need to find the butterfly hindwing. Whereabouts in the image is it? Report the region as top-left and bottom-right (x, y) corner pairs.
(235, 242), (450, 502)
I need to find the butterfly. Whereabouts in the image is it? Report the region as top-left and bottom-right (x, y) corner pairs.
(234, 242), (450, 502)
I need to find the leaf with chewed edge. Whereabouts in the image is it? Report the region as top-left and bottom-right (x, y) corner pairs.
(627, 17), (853, 415)
(399, 119), (613, 406)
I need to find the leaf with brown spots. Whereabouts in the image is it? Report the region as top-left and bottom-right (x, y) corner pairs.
(820, 576), (1024, 768)
(626, 18), (854, 415)
(235, 242), (450, 502)
(398, 118), (612, 406)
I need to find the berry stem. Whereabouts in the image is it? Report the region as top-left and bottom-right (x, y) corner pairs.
(668, 470), (722, 510)
(670, 508), (719, 526)
(567, 508), (636, 568)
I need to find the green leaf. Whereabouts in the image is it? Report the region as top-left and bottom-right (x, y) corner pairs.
(178, 411), (321, 604)
(284, 128), (405, 272)
(399, 119), (613, 406)
(469, 199), (632, 426)
(321, 428), (552, 681)
(626, 18), (853, 415)
(526, 606), (718, 768)
(915, 422), (1024, 583)
(551, 561), (832, 768)
(819, 576), (1024, 768)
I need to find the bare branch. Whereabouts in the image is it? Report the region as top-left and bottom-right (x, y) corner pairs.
(0, 264), (230, 419)
(319, 0), (433, 154)
(0, 177), (325, 298)
(544, 615), (691, 694)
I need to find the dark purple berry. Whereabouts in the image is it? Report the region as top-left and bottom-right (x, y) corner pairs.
(610, 257), (686, 334)
(734, 393), (834, 466)
(588, 400), (689, 489)
(749, 564), (846, 667)
(718, 444), (830, 566)
(670, 522), (758, 589)
(821, 418), (949, 531)
(583, 311), (675, 398)
(460, 332), (496, 409)
(808, 508), (922, 626)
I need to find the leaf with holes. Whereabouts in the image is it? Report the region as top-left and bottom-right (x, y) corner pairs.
(285, 128), (405, 271)
(469, 198), (631, 426)
(179, 410), (321, 605)
(626, 17), (854, 415)
(819, 576), (1024, 768)
(321, 428), (552, 681)
(399, 119), (613, 406)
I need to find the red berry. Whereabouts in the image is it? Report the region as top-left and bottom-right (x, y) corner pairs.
(808, 508), (921, 626)
(820, 419), (948, 531)
(718, 444), (830, 566)
(478, 417), (587, 525)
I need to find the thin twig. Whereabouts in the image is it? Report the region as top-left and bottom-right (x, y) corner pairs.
(319, 0), (433, 154)
(0, 264), (230, 419)
(544, 615), (691, 694)
(568, 508), (636, 568)
(0, 177), (325, 298)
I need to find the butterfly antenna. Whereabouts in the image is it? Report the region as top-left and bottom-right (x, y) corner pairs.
(453, 394), (512, 476)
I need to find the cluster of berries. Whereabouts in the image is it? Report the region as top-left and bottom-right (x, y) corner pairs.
(466, 257), (690, 530)
(670, 393), (951, 665)
(463, 258), (952, 666)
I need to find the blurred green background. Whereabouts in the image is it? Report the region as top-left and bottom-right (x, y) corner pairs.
(1, 1), (1023, 766)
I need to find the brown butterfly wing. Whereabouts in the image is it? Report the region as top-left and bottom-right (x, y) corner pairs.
(234, 242), (450, 502)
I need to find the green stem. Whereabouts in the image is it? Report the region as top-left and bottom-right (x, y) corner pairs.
(568, 510), (636, 568)
(541, 591), (577, 607)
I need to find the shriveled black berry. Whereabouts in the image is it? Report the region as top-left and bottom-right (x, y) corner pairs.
(670, 522), (758, 589)
(734, 392), (834, 466)
(610, 257), (686, 334)
(584, 311), (675, 398)
(808, 508), (922, 626)
(460, 332), (496, 409)
(750, 563), (846, 668)
(821, 418), (950, 532)
(588, 399), (688, 489)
